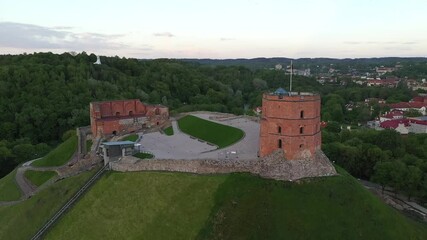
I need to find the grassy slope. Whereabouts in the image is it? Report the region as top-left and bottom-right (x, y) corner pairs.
(46, 171), (427, 240)
(0, 169), (21, 201)
(46, 172), (227, 240)
(198, 170), (427, 240)
(178, 115), (244, 148)
(0, 169), (96, 240)
(24, 170), (57, 187)
(121, 134), (138, 142)
(164, 126), (174, 136)
(32, 135), (77, 167)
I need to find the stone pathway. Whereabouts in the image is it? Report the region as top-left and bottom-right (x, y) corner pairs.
(0, 151), (81, 206)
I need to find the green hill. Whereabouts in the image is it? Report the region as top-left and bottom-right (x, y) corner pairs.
(32, 135), (77, 167)
(0, 168), (97, 240)
(0, 169), (21, 201)
(46, 169), (427, 240)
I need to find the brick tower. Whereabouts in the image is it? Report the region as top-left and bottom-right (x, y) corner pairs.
(259, 88), (321, 160)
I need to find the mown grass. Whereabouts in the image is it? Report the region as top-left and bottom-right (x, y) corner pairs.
(133, 152), (154, 159)
(0, 169), (21, 201)
(164, 126), (174, 136)
(45, 170), (427, 240)
(46, 172), (227, 240)
(120, 134), (138, 142)
(32, 135), (77, 167)
(178, 115), (244, 148)
(0, 169), (97, 240)
(24, 170), (57, 187)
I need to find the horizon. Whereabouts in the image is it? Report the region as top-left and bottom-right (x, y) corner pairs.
(1, 0), (427, 59)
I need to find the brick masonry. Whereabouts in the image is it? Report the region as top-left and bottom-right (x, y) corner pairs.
(90, 99), (169, 137)
(259, 93), (321, 160)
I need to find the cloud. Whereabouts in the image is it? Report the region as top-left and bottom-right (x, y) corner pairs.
(153, 32), (174, 37)
(0, 21), (128, 51)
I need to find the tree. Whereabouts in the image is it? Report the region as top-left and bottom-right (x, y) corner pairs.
(372, 161), (394, 193)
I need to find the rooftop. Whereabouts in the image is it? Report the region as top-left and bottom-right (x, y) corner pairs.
(102, 141), (135, 146)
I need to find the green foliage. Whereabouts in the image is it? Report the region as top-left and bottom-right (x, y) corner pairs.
(133, 152), (154, 159)
(120, 134), (138, 142)
(0, 169), (21, 201)
(0, 169), (97, 240)
(323, 127), (427, 201)
(24, 170), (57, 187)
(178, 115), (244, 148)
(163, 126), (174, 136)
(32, 135), (77, 167)
(46, 172), (427, 239)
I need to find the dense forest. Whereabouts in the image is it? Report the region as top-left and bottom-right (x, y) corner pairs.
(0, 52), (423, 183)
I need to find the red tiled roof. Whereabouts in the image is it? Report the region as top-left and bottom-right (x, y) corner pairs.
(380, 119), (410, 129)
(389, 102), (427, 109)
(380, 118), (427, 129)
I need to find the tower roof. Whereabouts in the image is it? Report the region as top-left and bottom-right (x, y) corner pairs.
(274, 88), (288, 96)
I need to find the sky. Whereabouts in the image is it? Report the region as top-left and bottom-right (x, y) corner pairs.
(0, 0), (426, 59)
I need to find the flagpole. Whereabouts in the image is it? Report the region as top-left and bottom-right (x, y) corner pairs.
(290, 60), (293, 94)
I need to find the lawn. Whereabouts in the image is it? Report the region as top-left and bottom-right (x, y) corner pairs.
(32, 135), (77, 167)
(120, 134), (138, 142)
(163, 126), (174, 136)
(0, 169), (97, 240)
(46, 170), (427, 240)
(0, 169), (21, 202)
(46, 172), (227, 240)
(24, 170), (57, 187)
(133, 152), (154, 159)
(178, 115), (244, 148)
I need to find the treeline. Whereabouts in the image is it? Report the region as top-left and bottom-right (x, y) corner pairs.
(323, 124), (427, 200)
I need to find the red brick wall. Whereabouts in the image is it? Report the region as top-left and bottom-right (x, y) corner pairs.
(259, 93), (321, 160)
(90, 100), (168, 137)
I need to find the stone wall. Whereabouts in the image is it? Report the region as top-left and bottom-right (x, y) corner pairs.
(111, 150), (337, 181)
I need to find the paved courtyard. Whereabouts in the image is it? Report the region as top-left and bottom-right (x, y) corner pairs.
(138, 113), (260, 160)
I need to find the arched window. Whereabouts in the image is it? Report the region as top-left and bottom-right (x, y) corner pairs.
(300, 110), (304, 118)
(278, 126), (281, 133)
(115, 112), (120, 116)
(155, 108), (160, 115)
(300, 126), (304, 134)
(278, 139), (282, 148)
(129, 111), (133, 116)
(299, 144), (304, 148)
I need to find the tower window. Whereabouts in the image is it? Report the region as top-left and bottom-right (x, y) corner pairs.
(278, 126), (281, 133)
(278, 139), (282, 148)
(155, 108), (160, 115)
(299, 144), (304, 148)
(129, 111), (133, 116)
(300, 110), (304, 118)
(300, 126), (304, 134)
(115, 112), (120, 116)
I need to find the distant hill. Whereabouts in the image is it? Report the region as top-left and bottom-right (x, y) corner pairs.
(45, 169), (427, 239)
